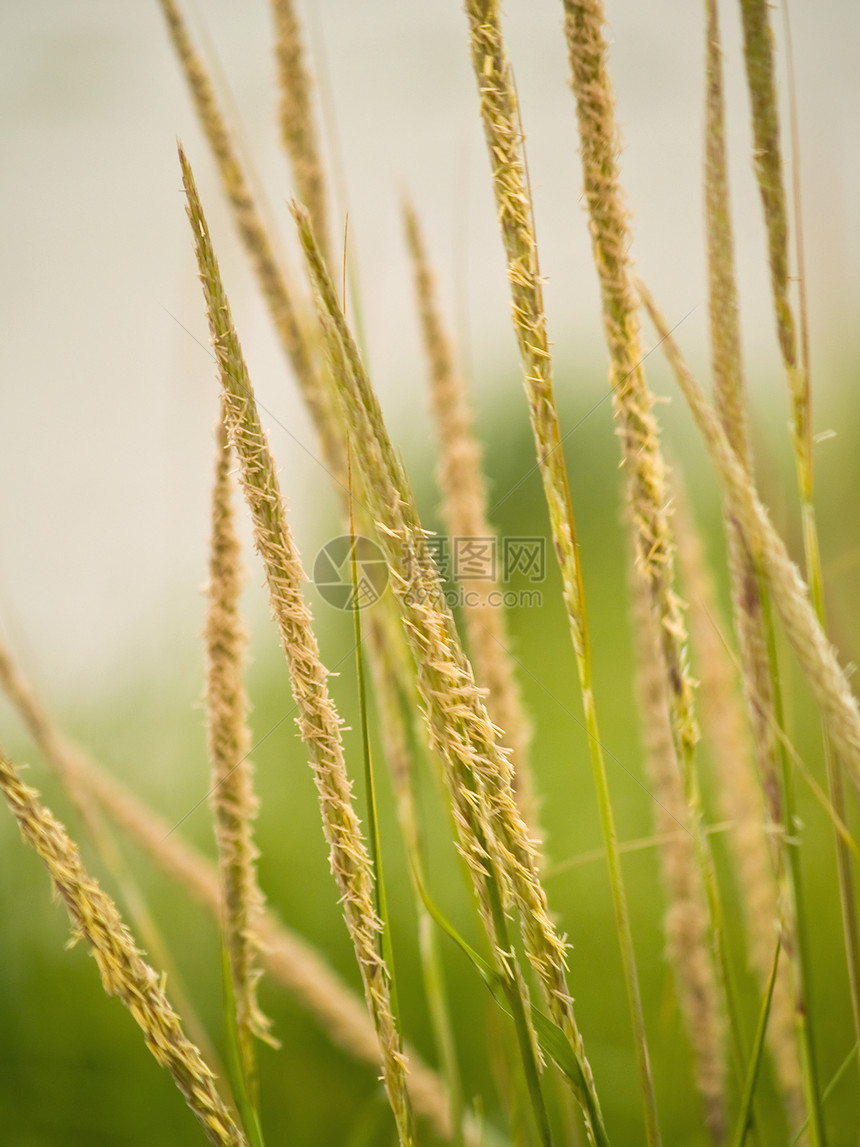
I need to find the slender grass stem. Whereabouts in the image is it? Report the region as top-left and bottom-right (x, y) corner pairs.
(732, 943), (781, 1147)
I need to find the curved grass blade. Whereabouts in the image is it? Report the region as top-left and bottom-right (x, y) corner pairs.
(790, 1043), (859, 1147)
(347, 452), (403, 1030)
(412, 862), (611, 1147)
(732, 940), (780, 1147)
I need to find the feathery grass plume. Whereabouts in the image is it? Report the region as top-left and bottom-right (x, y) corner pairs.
(637, 280), (860, 791)
(0, 632), (474, 1146)
(181, 148), (415, 1147)
(702, 5), (813, 1130)
(704, 0), (783, 848)
(159, 0), (431, 845)
(674, 492), (804, 1130)
(737, 0), (805, 454)
(462, 5), (658, 1138)
(292, 203), (609, 1147)
(564, 3), (743, 1086)
(740, 0), (860, 1077)
(561, 0), (698, 766)
(271, 0), (331, 269)
(158, 0), (341, 472)
(160, 0), (432, 854)
(403, 198), (538, 836)
(629, 543), (726, 1143)
(205, 412), (275, 1073)
(163, 0), (462, 1092)
(0, 746), (248, 1147)
(0, 634), (231, 1097)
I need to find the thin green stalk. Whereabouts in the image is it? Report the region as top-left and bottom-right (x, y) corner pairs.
(758, 573), (825, 1146)
(790, 1044), (859, 1147)
(390, 680), (468, 1147)
(419, 914), (467, 1147)
(348, 467), (406, 1051)
(732, 942), (781, 1147)
(489, 899), (555, 1147)
(221, 943), (267, 1147)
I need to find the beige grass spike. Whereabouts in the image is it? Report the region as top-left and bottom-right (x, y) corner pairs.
(674, 492), (804, 1128)
(205, 411), (276, 1064)
(561, 0), (698, 765)
(629, 545), (726, 1143)
(737, 0), (805, 455)
(638, 281), (860, 790)
(0, 747), (248, 1147)
(403, 199), (539, 837)
(158, 0), (341, 471)
(271, 0), (332, 268)
(181, 147), (415, 1147)
(704, 0), (783, 838)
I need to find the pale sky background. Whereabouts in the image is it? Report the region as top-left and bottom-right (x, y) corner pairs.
(0, 1), (857, 700)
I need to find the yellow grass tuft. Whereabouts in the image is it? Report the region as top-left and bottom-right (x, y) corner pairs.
(639, 281), (860, 792)
(205, 413), (276, 1065)
(271, 0), (332, 268)
(0, 746), (248, 1147)
(674, 493), (804, 1129)
(181, 146), (415, 1146)
(629, 549), (726, 1142)
(562, 0), (697, 767)
(403, 198), (538, 836)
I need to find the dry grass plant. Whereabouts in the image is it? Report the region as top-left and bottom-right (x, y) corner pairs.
(2, 2), (858, 1145)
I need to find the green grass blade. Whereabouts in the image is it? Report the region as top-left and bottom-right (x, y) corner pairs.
(220, 942), (267, 1147)
(529, 1008), (610, 1147)
(347, 450), (403, 1028)
(732, 940), (780, 1147)
(789, 1041), (858, 1146)
(411, 861), (553, 1143)
(410, 856), (502, 997)
(388, 673), (468, 1145)
(412, 860), (611, 1147)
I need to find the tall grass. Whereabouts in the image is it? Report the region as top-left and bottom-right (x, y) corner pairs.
(1, 2), (858, 1145)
